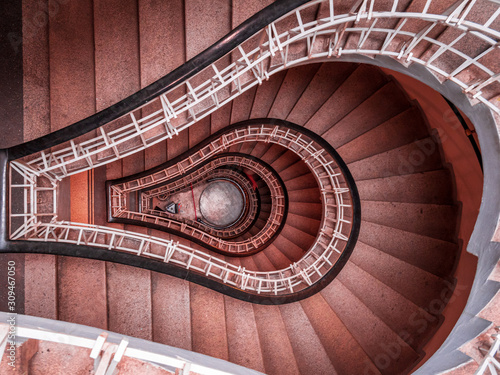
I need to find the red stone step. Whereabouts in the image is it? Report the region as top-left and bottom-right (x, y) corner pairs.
(190, 284), (229, 361)
(152, 274), (192, 351)
(279, 302), (338, 374)
(24, 254), (57, 320)
(322, 279), (421, 375)
(321, 81), (411, 148)
(253, 304), (301, 375)
(301, 293), (382, 375)
(347, 136), (444, 181)
(359, 221), (458, 278)
(224, 296), (266, 372)
(336, 106), (431, 164)
(350, 241), (454, 310)
(287, 62), (359, 125)
(268, 64), (321, 119)
(304, 64), (388, 136)
(338, 261), (440, 352)
(361, 200), (458, 242)
(356, 169), (455, 204)
(250, 70), (287, 119)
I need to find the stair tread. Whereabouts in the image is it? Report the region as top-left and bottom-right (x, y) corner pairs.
(350, 241), (455, 310)
(356, 169), (455, 204)
(224, 296), (266, 372)
(152, 274), (192, 350)
(301, 293), (382, 375)
(361, 200), (458, 242)
(347, 136), (444, 181)
(322, 279), (421, 375)
(305, 64), (388, 136)
(338, 261), (440, 352)
(337, 106), (431, 164)
(279, 302), (338, 375)
(190, 283), (229, 361)
(321, 81), (411, 149)
(288, 62), (358, 125)
(253, 304), (301, 375)
(359, 220), (458, 278)
(106, 262), (152, 339)
(250, 70), (287, 119)
(268, 64), (321, 119)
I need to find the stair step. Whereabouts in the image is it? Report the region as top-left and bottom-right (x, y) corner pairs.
(347, 136), (443, 181)
(322, 81), (411, 148)
(251, 251), (277, 272)
(231, 86), (258, 124)
(359, 221), (458, 278)
(270, 150), (301, 173)
(190, 283), (229, 361)
(361, 200), (458, 242)
(253, 305), (301, 375)
(288, 201), (323, 221)
(58, 257), (107, 330)
(288, 188), (321, 203)
(106, 262), (152, 339)
(286, 213), (321, 238)
(268, 64), (321, 119)
(337, 106), (431, 164)
(224, 296), (266, 372)
(305, 64), (388, 136)
(350, 241), (455, 310)
(338, 261), (439, 352)
(356, 169), (455, 204)
(322, 279), (421, 375)
(250, 70), (287, 119)
(278, 224), (316, 255)
(283, 172), (319, 191)
(280, 161), (312, 184)
(259, 143), (287, 165)
(288, 62), (358, 125)
(24, 254), (57, 319)
(262, 244), (293, 270)
(279, 302), (338, 375)
(301, 293), (382, 375)
(152, 274), (192, 350)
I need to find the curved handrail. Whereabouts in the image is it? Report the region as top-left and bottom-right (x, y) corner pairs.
(6, 0), (310, 160)
(110, 153), (288, 255)
(10, 119), (360, 302)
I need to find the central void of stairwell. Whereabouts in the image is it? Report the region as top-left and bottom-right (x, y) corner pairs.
(199, 181), (245, 228)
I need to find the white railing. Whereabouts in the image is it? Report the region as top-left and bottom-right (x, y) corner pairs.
(475, 327), (500, 375)
(11, 122), (355, 296)
(12, 0), (500, 180)
(0, 321), (259, 375)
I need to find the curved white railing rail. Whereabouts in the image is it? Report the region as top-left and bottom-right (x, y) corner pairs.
(0, 319), (261, 375)
(11, 123), (355, 296)
(11, 0), (500, 180)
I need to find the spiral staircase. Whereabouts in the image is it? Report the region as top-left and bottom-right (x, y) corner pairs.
(0, 0), (498, 374)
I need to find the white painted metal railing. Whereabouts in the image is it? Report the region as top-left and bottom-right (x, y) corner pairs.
(475, 328), (500, 375)
(0, 322), (258, 375)
(12, 0), (500, 180)
(11, 122), (354, 296)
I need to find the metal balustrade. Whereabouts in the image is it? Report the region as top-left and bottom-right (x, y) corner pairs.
(10, 0), (500, 181)
(10, 120), (356, 297)
(0, 318), (260, 375)
(475, 327), (500, 375)
(112, 154), (285, 254)
(141, 168), (259, 239)
(8, 0), (497, 298)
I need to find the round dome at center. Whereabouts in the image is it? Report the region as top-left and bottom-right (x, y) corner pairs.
(199, 181), (244, 227)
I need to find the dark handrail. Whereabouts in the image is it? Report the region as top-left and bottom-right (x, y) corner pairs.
(442, 96), (483, 172)
(7, 0), (310, 161)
